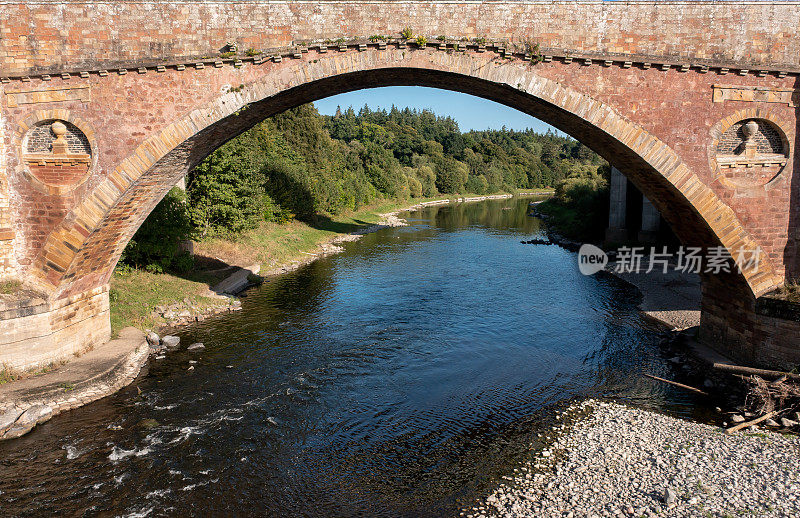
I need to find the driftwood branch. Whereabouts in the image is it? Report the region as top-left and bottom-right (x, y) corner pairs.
(712, 363), (800, 382)
(644, 374), (709, 396)
(725, 410), (780, 434)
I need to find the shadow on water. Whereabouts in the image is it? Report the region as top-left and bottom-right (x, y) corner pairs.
(0, 197), (713, 517)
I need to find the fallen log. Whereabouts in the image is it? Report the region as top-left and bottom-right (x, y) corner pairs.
(771, 375), (788, 386)
(725, 410), (780, 434)
(644, 374), (709, 396)
(712, 363), (800, 381)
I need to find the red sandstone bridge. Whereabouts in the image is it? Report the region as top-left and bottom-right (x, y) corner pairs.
(0, 1), (798, 371)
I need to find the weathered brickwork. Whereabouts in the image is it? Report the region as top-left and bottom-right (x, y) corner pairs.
(717, 121), (784, 156)
(1, 1), (799, 77)
(0, 1), (799, 369)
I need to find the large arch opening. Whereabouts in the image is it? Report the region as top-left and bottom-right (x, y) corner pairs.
(37, 66), (770, 296)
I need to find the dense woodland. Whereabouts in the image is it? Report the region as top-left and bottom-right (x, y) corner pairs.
(121, 103), (609, 272)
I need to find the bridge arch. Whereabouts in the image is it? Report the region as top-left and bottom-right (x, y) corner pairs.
(30, 49), (776, 303)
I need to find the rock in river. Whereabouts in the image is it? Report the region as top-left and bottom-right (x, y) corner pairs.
(146, 331), (160, 347)
(161, 335), (180, 348)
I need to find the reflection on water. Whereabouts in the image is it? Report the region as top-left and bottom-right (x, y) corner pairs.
(0, 197), (707, 517)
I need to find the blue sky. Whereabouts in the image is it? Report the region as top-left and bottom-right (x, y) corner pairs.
(314, 86), (559, 134)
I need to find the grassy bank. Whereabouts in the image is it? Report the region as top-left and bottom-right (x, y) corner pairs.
(110, 192), (545, 335)
(109, 271), (226, 335)
(193, 199), (413, 269)
(534, 199), (591, 241)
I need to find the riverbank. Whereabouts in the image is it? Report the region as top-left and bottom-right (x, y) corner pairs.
(0, 328), (149, 440)
(467, 400), (800, 518)
(607, 264), (701, 332)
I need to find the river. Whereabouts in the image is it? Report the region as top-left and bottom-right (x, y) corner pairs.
(0, 197), (709, 517)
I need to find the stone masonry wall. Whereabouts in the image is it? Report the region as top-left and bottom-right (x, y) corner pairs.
(1, 1), (800, 77)
(701, 274), (800, 369)
(0, 285), (110, 371)
(0, 83), (13, 277)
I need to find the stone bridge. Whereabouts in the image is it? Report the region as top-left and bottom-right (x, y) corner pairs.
(1, 1), (799, 370)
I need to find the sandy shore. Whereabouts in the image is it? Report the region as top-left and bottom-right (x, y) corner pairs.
(607, 263), (701, 331)
(466, 400), (800, 518)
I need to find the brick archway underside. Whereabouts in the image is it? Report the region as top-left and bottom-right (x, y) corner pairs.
(28, 50), (779, 301)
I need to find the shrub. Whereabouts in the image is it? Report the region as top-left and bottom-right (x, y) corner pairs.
(408, 176), (423, 198)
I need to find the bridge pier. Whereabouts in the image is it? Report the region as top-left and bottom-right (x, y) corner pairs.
(0, 83), (13, 277)
(638, 198), (661, 244)
(605, 167), (664, 245)
(605, 167), (629, 244)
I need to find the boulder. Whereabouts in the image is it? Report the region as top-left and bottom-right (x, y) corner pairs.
(731, 415), (745, 423)
(663, 486), (677, 507)
(146, 331), (160, 347)
(3, 405), (52, 439)
(0, 406), (23, 436)
(162, 335), (180, 348)
(780, 417), (798, 428)
(137, 418), (160, 429)
(187, 342), (205, 352)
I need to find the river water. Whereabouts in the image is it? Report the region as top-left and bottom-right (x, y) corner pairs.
(0, 197), (709, 517)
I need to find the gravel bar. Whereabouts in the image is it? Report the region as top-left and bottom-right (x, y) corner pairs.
(466, 400), (800, 518)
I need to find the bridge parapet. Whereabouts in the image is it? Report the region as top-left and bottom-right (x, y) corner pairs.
(1, 1), (800, 78)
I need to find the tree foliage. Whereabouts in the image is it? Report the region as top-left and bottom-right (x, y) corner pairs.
(122, 102), (608, 272)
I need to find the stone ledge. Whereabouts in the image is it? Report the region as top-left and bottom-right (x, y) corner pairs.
(0, 327), (149, 440)
(1, 40), (798, 83)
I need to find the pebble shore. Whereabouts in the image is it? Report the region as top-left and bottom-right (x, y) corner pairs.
(467, 400), (800, 518)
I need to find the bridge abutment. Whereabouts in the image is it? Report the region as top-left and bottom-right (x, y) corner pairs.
(700, 274), (800, 369)
(0, 286), (110, 372)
